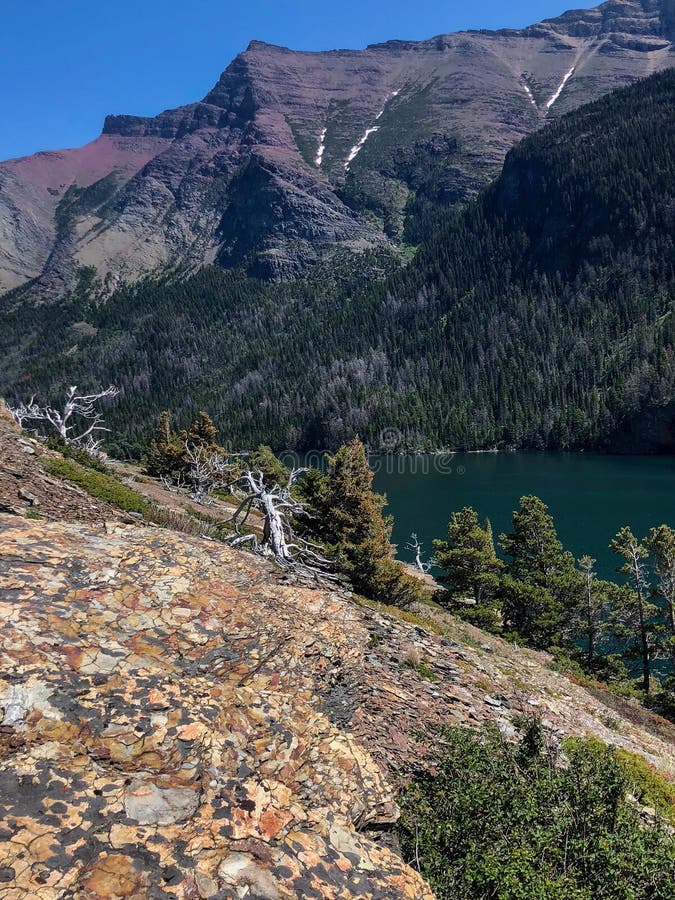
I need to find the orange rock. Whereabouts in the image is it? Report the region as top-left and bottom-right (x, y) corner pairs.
(147, 687), (166, 705)
(259, 806), (290, 840)
(81, 853), (148, 898)
(335, 856), (353, 872)
(176, 722), (203, 741)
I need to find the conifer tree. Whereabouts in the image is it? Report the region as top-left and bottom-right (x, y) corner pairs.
(574, 555), (611, 668)
(610, 527), (663, 695)
(146, 410), (223, 479)
(186, 412), (219, 451)
(300, 438), (426, 606)
(433, 507), (503, 628)
(145, 410), (185, 478)
(320, 438), (394, 595)
(250, 445), (291, 488)
(499, 496), (578, 648)
(645, 525), (675, 644)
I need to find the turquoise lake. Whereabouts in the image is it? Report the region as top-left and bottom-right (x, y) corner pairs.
(371, 453), (675, 581)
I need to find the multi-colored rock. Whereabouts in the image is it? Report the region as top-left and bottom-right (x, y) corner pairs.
(0, 518), (432, 898)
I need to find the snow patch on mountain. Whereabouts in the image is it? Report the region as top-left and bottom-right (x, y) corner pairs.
(345, 126), (380, 170)
(523, 83), (537, 107)
(345, 90), (400, 171)
(315, 128), (327, 167)
(546, 67), (575, 110)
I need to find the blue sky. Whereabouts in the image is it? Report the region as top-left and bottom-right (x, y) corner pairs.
(0, 1), (598, 160)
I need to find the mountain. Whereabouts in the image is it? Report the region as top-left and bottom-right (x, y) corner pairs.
(2, 64), (674, 455)
(1, 412), (673, 896)
(1, 0), (674, 297)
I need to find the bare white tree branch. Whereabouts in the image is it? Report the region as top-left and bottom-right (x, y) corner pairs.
(7, 385), (119, 451)
(405, 533), (435, 575)
(182, 442), (233, 504)
(225, 468), (338, 582)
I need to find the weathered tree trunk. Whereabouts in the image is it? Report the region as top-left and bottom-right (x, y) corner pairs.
(630, 547), (651, 695)
(228, 470), (337, 581)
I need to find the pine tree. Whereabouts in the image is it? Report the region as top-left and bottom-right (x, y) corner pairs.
(186, 412), (219, 451)
(145, 410), (185, 478)
(500, 496), (572, 582)
(321, 438), (394, 597)
(574, 555), (611, 668)
(301, 438), (426, 606)
(645, 525), (675, 644)
(648, 526), (675, 713)
(499, 495), (578, 648)
(433, 507), (503, 628)
(609, 527), (663, 695)
(146, 410), (224, 480)
(250, 445), (291, 488)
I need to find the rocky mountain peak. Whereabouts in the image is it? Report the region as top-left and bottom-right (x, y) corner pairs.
(1, 0), (673, 298)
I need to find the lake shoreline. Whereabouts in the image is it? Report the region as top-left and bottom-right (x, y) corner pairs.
(373, 451), (675, 582)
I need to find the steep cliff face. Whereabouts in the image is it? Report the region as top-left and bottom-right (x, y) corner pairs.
(1, 0), (673, 296)
(1, 415), (674, 898)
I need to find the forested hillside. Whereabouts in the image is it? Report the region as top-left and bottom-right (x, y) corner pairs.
(1, 68), (674, 455)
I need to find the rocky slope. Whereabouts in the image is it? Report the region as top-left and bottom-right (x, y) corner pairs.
(1, 0), (673, 295)
(1, 414), (674, 898)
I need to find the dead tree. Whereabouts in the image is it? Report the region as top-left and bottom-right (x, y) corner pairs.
(182, 443), (233, 505)
(226, 468), (337, 581)
(7, 385), (119, 452)
(405, 533), (435, 575)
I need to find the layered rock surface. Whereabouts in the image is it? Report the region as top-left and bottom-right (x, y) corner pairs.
(1, 0), (674, 294)
(1, 416), (674, 898)
(0, 518), (434, 899)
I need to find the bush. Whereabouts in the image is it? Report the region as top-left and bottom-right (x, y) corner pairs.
(614, 747), (675, 825)
(45, 436), (111, 473)
(45, 458), (149, 516)
(397, 722), (675, 899)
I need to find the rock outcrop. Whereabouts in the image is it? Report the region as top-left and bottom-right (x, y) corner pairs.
(0, 518), (434, 899)
(1, 0), (674, 295)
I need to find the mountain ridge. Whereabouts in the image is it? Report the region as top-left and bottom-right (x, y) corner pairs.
(1, 0), (673, 298)
(3, 63), (672, 455)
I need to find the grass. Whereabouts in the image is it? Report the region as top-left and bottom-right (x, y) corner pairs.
(362, 598), (446, 636)
(546, 649), (675, 744)
(402, 646), (439, 682)
(410, 660), (439, 682)
(45, 437), (111, 473)
(45, 454), (233, 543)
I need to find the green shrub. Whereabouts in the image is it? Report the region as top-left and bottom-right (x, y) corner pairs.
(44, 458), (149, 515)
(615, 748), (675, 825)
(407, 660), (438, 682)
(397, 723), (675, 899)
(45, 436), (111, 473)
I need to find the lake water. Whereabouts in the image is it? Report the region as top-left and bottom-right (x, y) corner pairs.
(371, 453), (675, 581)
